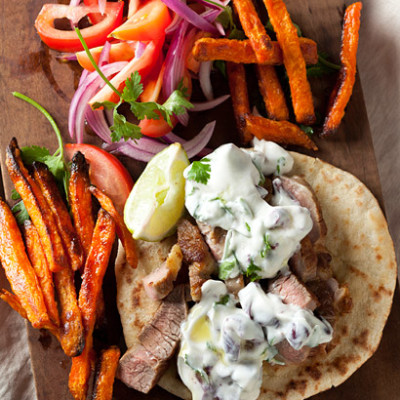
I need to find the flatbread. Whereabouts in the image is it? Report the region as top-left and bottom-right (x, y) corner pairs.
(116, 153), (397, 400)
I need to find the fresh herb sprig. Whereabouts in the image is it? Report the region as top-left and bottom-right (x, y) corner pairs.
(75, 28), (193, 143)
(186, 158), (211, 185)
(11, 91), (70, 223)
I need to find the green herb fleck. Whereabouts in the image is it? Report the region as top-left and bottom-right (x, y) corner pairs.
(206, 342), (219, 353)
(260, 234), (272, 258)
(276, 156), (286, 175)
(307, 51), (340, 78)
(184, 354), (209, 383)
(245, 222), (251, 232)
(186, 158), (211, 185)
(216, 294), (230, 306)
(219, 259), (237, 280)
(246, 260), (262, 281)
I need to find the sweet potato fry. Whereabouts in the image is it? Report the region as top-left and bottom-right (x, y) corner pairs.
(244, 114), (318, 150)
(23, 220), (60, 327)
(232, 0), (272, 63)
(33, 162), (84, 272)
(227, 62), (252, 144)
(69, 209), (116, 400)
(262, 0), (315, 125)
(0, 196), (50, 329)
(54, 265), (85, 357)
(0, 289), (28, 320)
(89, 186), (137, 269)
(5, 138), (68, 272)
(322, 2), (362, 136)
(69, 151), (95, 262)
(192, 37), (318, 65)
(257, 64), (289, 121)
(92, 346), (121, 400)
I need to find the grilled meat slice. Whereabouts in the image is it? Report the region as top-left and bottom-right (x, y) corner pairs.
(177, 219), (217, 301)
(275, 341), (311, 364)
(225, 275), (245, 298)
(289, 237), (318, 282)
(142, 244), (183, 301)
(118, 285), (187, 393)
(326, 278), (353, 315)
(269, 274), (319, 310)
(278, 175), (327, 243)
(196, 221), (227, 262)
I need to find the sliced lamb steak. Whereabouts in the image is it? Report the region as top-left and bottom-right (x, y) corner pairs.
(118, 285), (188, 393)
(278, 175), (327, 243)
(269, 274), (319, 311)
(142, 244), (183, 300)
(196, 221), (226, 262)
(177, 219), (217, 301)
(289, 236), (318, 282)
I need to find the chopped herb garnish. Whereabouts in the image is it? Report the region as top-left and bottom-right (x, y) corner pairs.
(276, 156), (286, 175)
(206, 341), (219, 353)
(219, 259), (237, 280)
(246, 259), (262, 281)
(186, 158), (211, 185)
(75, 28), (193, 143)
(184, 354), (209, 383)
(245, 222), (251, 232)
(216, 294), (230, 306)
(260, 234), (272, 258)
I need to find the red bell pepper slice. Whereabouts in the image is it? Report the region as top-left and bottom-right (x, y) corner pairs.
(35, 3), (124, 52)
(89, 37), (165, 106)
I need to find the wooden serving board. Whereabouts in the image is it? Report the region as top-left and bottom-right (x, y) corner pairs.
(0, 0), (398, 399)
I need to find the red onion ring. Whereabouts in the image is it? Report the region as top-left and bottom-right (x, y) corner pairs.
(191, 94), (230, 111)
(160, 0), (219, 33)
(199, 61), (214, 100)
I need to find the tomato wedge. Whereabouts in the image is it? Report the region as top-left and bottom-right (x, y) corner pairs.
(76, 42), (137, 71)
(65, 144), (134, 215)
(35, 3), (124, 52)
(89, 37), (165, 106)
(111, 0), (172, 42)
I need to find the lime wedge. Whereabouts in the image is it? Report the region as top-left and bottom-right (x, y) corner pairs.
(124, 143), (189, 241)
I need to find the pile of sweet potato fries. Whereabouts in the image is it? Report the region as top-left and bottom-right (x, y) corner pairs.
(0, 138), (137, 400)
(192, 0), (362, 147)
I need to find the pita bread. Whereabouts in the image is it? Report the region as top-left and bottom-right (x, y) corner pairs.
(116, 153), (397, 399)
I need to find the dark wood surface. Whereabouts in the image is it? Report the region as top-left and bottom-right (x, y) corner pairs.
(0, 0), (398, 399)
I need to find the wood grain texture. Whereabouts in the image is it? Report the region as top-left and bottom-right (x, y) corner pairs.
(0, 0), (398, 400)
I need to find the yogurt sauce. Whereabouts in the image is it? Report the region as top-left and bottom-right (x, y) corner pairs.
(184, 139), (313, 280)
(178, 281), (333, 400)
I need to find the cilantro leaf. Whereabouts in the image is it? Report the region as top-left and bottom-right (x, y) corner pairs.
(161, 90), (194, 119)
(121, 72), (143, 103)
(110, 110), (142, 142)
(307, 52), (340, 78)
(260, 234), (272, 258)
(20, 146), (50, 164)
(12, 201), (29, 225)
(92, 100), (118, 110)
(186, 158), (211, 185)
(299, 125), (314, 136)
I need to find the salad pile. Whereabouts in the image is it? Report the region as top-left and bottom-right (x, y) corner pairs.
(35, 0), (233, 161)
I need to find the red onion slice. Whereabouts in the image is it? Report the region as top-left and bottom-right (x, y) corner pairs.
(165, 12), (182, 35)
(57, 53), (78, 61)
(199, 61), (213, 100)
(160, 0), (219, 33)
(85, 109), (112, 144)
(191, 94), (230, 111)
(98, 0), (106, 15)
(69, 61), (128, 142)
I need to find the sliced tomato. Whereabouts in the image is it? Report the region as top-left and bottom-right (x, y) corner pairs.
(139, 70), (192, 138)
(111, 0), (172, 41)
(139, 56), (164, 103)
(76, 41), (137, 71)
(83, 0), (106, 24)
(65, 143), (134, 214)
(128, 0), (142, 18)
(89, 37), (165, 106)
(35, 3), (124, 52)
